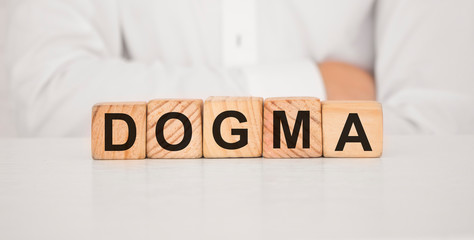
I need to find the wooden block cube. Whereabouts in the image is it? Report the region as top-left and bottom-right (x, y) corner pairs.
(263, 97), (322, 158)
(203, 97), (263, 158)
(322, 101), (383, 157)
(91, 102), (147, 160)
(147, 99), (203, 158)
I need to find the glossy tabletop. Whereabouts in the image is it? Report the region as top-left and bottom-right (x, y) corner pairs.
(1, 135), (474, 239)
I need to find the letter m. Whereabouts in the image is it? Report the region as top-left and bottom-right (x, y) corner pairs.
(273, 111), (310, 149)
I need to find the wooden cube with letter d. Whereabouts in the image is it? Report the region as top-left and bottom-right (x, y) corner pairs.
(322, 101), (383, 158)
(91, 102), (147, 159)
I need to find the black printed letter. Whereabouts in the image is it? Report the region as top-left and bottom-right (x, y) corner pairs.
(105, 113), (136, 151)
(273, 111), (310, 149)
(335, 113), (372, 151)
(213, 111), (248, 149)
(156, 112), (192, 151)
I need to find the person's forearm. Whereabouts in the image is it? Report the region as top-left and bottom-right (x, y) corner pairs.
(319, 61), (376, 101)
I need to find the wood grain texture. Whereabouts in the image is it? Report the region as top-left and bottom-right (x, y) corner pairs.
(322, 101), (383, 157)
(263, 97), (322, 158)
(147, 99), (202, 158)
(91, 102), (147, 160)
(203, 96), (263, 158)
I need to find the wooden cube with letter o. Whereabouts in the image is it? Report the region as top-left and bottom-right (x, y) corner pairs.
(147, 99), (203, 158)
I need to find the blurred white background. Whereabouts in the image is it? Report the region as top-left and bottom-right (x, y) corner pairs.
(0, 0), (14, 137)
(1, 0), (473, 137)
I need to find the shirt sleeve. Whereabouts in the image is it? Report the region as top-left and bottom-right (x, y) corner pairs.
(238, 60), (327, 100)
(6, 0), (328, 137)
(375, 0), (474, 134)
(5, 0), (249, 137)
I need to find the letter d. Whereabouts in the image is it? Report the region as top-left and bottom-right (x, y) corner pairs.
(104, 113), (137, 151)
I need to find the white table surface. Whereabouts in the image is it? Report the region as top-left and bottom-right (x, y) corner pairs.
(1, 135), (474, 240)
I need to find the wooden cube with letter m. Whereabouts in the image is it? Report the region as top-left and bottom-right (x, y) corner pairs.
(263, 97), (322, 158)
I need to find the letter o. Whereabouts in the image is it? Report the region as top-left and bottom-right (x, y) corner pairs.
(155, 112), (192, 151)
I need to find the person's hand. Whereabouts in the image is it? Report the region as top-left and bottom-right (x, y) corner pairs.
(319, 61), (376, 100)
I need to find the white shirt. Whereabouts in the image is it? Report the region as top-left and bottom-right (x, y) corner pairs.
(4, 0), (474, 136)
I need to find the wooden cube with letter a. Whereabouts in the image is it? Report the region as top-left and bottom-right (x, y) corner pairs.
(147, 99), (203, 158)
(91, 102), (147, 160)
(322, 101), (383, 157)
(203, 97), (263, 158)
(263, 97), (322, 158)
